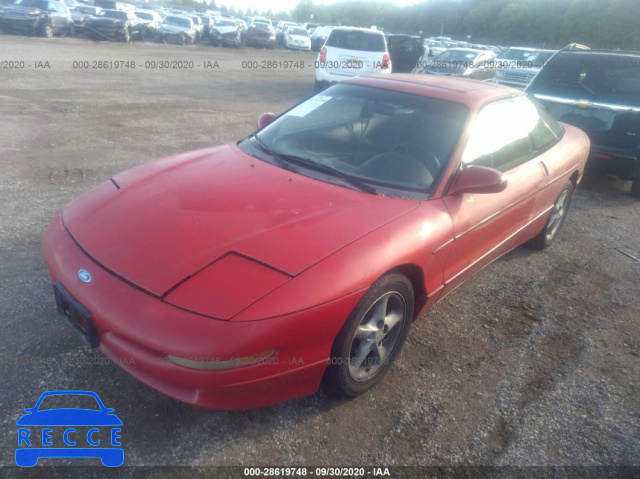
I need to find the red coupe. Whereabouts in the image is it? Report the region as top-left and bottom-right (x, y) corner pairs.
(43, 75), (589, 409)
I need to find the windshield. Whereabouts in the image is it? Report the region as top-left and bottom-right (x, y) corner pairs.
(326, 29), (386, 52)
(434, 49), (478, 62)
(15, 0), (48, 8)
(289, 28), (307, 37)
(38, 394), (101, 411)
(527, 51), (556, 68)
(498, 48), (534, 60)
(135, 12), (153, 20)
(75, 6), (97, 14)
(215, 20), (235, 26)
(242, 84), (468, 194)
(253, 22), (270, 31)
(98, 10), (125, 19)
(531, 53), (640, 102)
(164, 15), (190, 27)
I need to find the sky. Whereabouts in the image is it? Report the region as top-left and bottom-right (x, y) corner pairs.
(216, 0), (426, 14)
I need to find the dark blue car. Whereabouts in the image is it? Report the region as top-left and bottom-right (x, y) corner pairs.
(15, 390), (123, 467)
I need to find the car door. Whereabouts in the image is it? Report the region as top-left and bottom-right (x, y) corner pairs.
(51, 2), (68, 33)
(441, 97), (547, 293)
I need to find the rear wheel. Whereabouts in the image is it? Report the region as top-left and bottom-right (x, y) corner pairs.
(528, 180), (574, 249)
(324, 273), (414, 398)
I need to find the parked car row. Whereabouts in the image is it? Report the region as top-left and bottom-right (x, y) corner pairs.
(0, 0), (286, 49)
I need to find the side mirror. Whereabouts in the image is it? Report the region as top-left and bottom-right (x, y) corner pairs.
(257, 112), (276, 129)
(448, 165), (508, 195)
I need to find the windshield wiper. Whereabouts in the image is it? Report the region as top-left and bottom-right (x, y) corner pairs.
(249, 135), (298, 173)
(553, 81), (596, 97)
(277, 154), (378, 194)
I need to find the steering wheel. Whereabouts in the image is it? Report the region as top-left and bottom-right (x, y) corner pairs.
(392, 143), (441, 178)
(357, 152), (433, 189)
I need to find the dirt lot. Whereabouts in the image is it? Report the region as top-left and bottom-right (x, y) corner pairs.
(0, 35), (638, 475)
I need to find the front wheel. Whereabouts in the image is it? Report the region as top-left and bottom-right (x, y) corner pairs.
(39, 21), (53, 38)
(324, 273), (414, 398)
(528, 180), (574, 249)
(118, 27), (130, 42)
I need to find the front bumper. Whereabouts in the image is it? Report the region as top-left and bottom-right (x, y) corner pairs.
(158, 30), (194, 44)
(247, 36), (274, 47)
(43, 213), (361, 409)
(587, 149), (639, 179)
(287, 41), (311, 51)
(86, 25), (124, 39)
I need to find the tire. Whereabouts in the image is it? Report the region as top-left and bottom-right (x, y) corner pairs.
(118, 27), (130, 43)
(528, 180), (574, 250)
(39, 21), (53, 38)
(324, 273), (414, 398)
(314, 80), (323, 92)
(631, 178), (640, 198)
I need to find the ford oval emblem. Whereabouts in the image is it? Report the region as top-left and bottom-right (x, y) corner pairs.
(77, 269), (92, 283)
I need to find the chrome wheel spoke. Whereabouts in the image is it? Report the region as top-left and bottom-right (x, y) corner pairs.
(354, 323), (378, 341)
(371, 294), (390, 322)
(383, 311), (403, 333)
(375, 342), (390, 365)
(351, 341), (374, 369)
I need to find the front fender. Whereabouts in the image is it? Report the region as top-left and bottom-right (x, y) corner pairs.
(234, 199), (454, 321)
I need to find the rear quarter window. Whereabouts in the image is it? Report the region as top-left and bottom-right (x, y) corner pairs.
(326, 30), (386, 52)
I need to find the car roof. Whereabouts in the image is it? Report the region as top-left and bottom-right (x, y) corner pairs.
(555, 49), (640, 57)
(332, 26), (383, 34)
(446, 48), (485, 53)
(345, 74), (518, 109)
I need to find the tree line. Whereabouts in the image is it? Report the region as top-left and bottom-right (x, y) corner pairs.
(289, 0), (638, 50)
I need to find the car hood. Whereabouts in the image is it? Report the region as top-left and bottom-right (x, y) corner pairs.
(159, 24), (191, 34)
(212, 25), (238, 35)
(71, 12), (90, 21)
(62, 144), (417, 297)
(2, 6), (44, 15)
(87, 17), (123, 25)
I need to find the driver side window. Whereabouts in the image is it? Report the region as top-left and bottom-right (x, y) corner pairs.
(461, 97), (538, 172)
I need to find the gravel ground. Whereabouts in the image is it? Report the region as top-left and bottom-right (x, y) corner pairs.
(0, 35), (638, 477)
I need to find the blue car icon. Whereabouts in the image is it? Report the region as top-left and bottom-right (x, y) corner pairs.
(16, 390), (123, 467)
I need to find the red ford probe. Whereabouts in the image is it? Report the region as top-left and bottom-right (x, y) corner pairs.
(43, 75), (589, 409)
